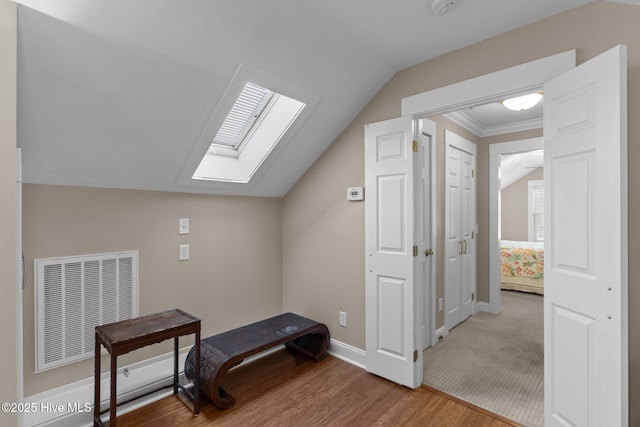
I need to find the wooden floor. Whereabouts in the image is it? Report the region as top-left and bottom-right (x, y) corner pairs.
(115, 350), (520, 427)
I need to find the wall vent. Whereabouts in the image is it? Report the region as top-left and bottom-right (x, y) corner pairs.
(35, 251), (138, 372)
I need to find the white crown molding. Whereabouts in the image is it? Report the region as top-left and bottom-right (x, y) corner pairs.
(444, 110), (543, 137)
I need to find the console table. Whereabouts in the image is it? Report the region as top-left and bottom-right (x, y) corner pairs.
(184, 312), (329, 409)
(94, 308), (201, 427)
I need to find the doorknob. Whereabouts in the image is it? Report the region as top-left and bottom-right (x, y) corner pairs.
(425, 249), (434, 257)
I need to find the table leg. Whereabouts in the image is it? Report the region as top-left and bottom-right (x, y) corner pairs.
(194, 330), (200, 415)
(110, 355), (117, 427)
(94, 335), (101, 426)
(174, 337), (179, 395)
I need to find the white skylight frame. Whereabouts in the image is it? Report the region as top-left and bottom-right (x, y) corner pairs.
(177, 64), (319, 191)
(192, 82), (306, 183)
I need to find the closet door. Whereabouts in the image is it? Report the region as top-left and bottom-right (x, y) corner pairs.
(459, 149), (475, 321)
(444, 131), (476, 331)
(445, 144), (462, 329)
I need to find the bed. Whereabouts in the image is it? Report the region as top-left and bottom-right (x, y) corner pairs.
(500, 240), (544, 294)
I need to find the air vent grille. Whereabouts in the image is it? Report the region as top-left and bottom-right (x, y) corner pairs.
(35, 251), (138, 372)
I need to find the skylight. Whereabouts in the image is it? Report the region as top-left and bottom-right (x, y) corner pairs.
(212, 82), (274, 152)
(192, 82), (306, 183)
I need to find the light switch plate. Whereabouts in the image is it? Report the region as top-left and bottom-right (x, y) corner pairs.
(179, 218), (189, 235)
(179, 244), (190, 261)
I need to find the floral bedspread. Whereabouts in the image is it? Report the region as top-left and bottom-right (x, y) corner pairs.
(501, 246), (544, 279)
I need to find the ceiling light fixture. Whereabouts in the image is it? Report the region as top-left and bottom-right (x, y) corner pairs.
(429, 0), (459, 15)
(502, 92), (543, 111)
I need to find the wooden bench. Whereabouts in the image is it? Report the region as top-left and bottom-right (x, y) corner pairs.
(184, 312), (329, 409)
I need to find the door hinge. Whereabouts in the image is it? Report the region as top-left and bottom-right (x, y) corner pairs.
(472, 292), (475, 301)
(413, 245), (418, 257)
(472, 169), (475, 178)
(412, 140), (418, 153)
(413, 350), (418, 362)
(472, 231), (475, 239)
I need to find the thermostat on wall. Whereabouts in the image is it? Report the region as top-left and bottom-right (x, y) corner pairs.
(347, 187), (364, 201)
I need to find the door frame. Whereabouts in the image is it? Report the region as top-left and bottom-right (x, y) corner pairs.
(401, 50), (576, 350)
(488, 137), (543, 313)
(418, 118), (438, 348)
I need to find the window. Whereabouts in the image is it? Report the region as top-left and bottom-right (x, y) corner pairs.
(528, 180), (544, 241)
(192, 81), (306, 183)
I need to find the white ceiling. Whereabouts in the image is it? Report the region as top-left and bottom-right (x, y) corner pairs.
(16, 0), (635, 196)
(446, 97), (544, 138)
(500, 150), (544, 190)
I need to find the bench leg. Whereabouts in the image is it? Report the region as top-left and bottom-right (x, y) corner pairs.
(208, 363), (238, 409)
(285, 328), (330, 361)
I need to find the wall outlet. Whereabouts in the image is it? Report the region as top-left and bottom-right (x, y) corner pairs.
(179, 244), (190, 261)
(339, 311), (347, 327)
(438, 298), (443, 312)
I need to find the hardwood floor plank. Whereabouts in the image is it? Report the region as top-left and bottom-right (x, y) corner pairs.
(116, 349), (520, 427)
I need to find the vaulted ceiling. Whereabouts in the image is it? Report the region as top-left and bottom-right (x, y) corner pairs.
(16, 0), (638, 196)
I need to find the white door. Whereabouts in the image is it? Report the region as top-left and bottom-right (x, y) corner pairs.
(365, 116), (422, 388)
(544, 45), (628, 426)
(444, 130), (476, 331)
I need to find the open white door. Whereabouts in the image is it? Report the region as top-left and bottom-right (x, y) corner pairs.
(365, 116), (421, 388)
(544, 45), (628, 426)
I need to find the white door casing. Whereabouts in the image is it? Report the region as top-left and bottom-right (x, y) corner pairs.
(365, 116), (422, 388)
(419, 118), (437, 348)
(544, 45), (628, 426)
(489, 138), (544, 314)
(403, 50), (577, 324)
(444, 130), (476, 331)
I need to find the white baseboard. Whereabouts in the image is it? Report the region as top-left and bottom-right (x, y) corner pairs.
(22, 339), (366, 427)
(476, 301), (491, 313)
(23, 347), (193, 427)
(435, 326), (449, 343)
(328, 339), (366, 369)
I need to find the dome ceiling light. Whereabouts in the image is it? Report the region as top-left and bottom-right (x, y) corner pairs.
(502, 92), (543, 111)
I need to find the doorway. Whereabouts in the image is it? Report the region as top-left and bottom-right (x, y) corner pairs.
(367, 47), (627, 425)
(424, 111), (545, 426)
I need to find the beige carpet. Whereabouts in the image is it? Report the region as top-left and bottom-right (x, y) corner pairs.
(423, 290), (543, 427)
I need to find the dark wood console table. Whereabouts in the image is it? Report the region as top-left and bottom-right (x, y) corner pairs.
(184, 312), (329, 409)
(94, 308), (201, 427)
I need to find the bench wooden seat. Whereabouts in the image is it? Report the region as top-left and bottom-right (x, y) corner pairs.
(184, 312), (329, 409)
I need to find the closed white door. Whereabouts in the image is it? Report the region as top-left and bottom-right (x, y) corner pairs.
(444, 130), (476, 331)
(544, 45), (628, 426)
(364, 116), (421, 388)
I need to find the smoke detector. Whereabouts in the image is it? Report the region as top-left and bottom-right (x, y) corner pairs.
(429, 0), (460, 15)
